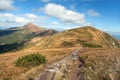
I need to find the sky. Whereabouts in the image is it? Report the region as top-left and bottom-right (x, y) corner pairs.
(0, 0), (120, 33)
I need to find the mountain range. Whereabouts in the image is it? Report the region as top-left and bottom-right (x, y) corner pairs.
(0, 23), (120, 80)
(0, 23), (120, 54)
(0, 23), (57, 53)
(0, 23), (120, 53)
(0, 23), (57, 45)
(24, 26), (120, 50)
(112, 35), (120, 40)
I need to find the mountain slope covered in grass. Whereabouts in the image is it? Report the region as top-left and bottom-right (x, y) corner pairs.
(0, 26), (120, 80)
(0, 23), (45, 44)
(79, 48), (120, 80)
(0, 23), (57, 53)
(25, 26), (120, 49)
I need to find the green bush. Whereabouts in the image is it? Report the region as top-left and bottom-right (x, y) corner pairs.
(15, 53), (46, 67)
(3, 78), (12, 80)
(83, 43), (102, 48)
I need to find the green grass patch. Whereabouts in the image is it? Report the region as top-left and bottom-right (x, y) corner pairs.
(83, 43), (102, 48)
(15, 53), (46, 67)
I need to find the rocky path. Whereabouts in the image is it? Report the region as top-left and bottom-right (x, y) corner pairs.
(36, 48), (84, 80)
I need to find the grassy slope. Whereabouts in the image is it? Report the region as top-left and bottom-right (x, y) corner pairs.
(0, 23), (45, 45)
(79, 48), (120, 80)
(0, 29), (31, 44)
(0, 28), (34, 53)
(0, 48), (76, 80)
(1, 48), (120, 80)
(0, 26), (120, 80)
(24, 26), (120, 49)
(0, 26), (57, 53)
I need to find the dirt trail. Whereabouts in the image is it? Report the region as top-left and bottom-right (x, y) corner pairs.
(36, 48), (84, 80)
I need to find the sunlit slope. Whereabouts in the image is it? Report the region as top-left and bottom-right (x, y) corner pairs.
(25, 26), (120, 49)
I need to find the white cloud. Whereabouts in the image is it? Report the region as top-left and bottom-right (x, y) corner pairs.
(0, 0), (16, 11)
(24, 13), (38, 19)
(87, 9), (100, 16)
(0, 13), (48, 28)
(14, 17), (29, 23)
(52, 22), (59, 25)
(82, 23), (93, 26)
(43, 3), (85, 25)
(0, 13), (28, 23)
(0, 13), (14, 18)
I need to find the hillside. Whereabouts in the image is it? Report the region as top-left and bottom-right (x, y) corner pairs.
(25, 26), (120, 49)
(0, 23), (44, 44)
(0, 26), (120, 80)
(0, 23), (57, 53)
(36, 48), (120, 80)
(0, 48), (76, 80)
(79, 48), (120, 80)
(0, 48), (120, 80)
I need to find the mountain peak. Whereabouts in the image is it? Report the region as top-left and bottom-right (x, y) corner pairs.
(23, 23), (45, 32)
(25, 22), (35, 26)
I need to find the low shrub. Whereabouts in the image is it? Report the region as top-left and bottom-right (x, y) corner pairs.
(15, 53), (46, 67)
(83, 43), (102, 48)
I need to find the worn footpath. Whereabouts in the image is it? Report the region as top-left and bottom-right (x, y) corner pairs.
(36, 48), (85, 80)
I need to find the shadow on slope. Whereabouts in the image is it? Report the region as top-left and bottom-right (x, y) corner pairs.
(0, 42), (24, 54)
(0, 30), (18, 37)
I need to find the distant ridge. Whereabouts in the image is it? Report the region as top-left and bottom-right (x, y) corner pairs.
(25, 26), (120, 49)
(113, 35), (120, 40)
(0, 23), (57, 53)
(0, 23), (57, 44)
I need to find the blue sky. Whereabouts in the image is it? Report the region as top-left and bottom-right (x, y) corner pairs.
(0, 0), (120, 33)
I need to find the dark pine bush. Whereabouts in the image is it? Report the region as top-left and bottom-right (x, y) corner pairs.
(15, 53), (46, 67)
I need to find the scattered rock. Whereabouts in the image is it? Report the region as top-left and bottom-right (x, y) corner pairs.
(54, 71), (64, 80)
(36, 48), (84, 80)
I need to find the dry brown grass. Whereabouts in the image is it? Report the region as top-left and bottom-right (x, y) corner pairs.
(1, 47), (120, 80)
(24, 27), (120, 51)
(0, 47), (77, 80)
(79, 48), (120, 80)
